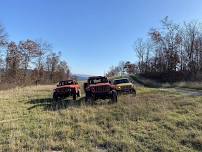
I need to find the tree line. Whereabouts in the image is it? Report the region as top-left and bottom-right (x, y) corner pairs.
(0, 24), (70, 86)
(106, 17), (202, 82)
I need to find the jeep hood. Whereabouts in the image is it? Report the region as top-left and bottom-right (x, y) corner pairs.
(89, 83), (111, 87)
(55, 85), (75, 89)
(115, 83), (133, 87)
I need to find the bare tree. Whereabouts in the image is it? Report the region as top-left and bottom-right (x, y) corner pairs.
(149, 17), (181, 72)
(5, 42), (22, 83)
(33, 40), (52, 82)
(46, 52), (60, 82)
(18, 39), (41, 81)
(134, 38), (146, 73)
(124, 61), (138, 75)
(183, 21), (201, 77)
(55, 61), (70, 81)
(0, 24), (7, 47)
(0, 24), (7, 70)
(106, 65), (121, 77)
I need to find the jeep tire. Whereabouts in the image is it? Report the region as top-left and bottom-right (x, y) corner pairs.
(111, 90), (118, 103)
(85, 93), (94, 105)
(77, 90), (81, 97)
(53, 92), (59, 101)
(73, 94), (77, 100)
(131, 89), (136, 96)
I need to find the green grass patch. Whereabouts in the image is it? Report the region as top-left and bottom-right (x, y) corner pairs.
(0, 85), (202, 151)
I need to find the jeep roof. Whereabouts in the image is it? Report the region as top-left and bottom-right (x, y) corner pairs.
(57, 80), (77, 86)
(113, 78), (130, 85)
(88, 76), (107, 79)
(88, 76), (109, 84)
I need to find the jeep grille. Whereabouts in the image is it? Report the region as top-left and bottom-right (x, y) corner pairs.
(94, 85), (110, 93)
(57, 87), (71, 93)
(121, 85), (132, 90)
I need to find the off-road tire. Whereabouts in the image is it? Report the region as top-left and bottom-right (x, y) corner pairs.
(53, 92), (59, 101)
(77, 90), (81, 97)
(73, 94), (77, 100)
(111, 90), (118, 103)
(85, 93), (94, 105)
(116, 90), (121, 96)
(131, 89), (136, 96)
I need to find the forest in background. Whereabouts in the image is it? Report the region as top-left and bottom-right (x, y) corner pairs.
(1, 17), (202, 88)
(0, 24), (71, 88)
(107, 17), (202, 82)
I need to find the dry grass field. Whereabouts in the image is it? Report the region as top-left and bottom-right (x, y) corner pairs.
(0, 85), (202, 151)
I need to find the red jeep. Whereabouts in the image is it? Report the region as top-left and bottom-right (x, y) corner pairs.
(84, 76), (118, 103)
(53, 80), (80, 100)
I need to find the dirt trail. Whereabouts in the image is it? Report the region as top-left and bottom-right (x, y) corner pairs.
(174, 88), (202, 96)
(161, 88), (202, 97)
(130, 76), (202, 97)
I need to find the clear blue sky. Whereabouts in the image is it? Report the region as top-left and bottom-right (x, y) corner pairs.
(0, 0), (202, 75)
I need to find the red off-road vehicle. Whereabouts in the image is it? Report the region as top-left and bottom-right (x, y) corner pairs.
(84, 76), (118, 103)
(53, 80), (81, 101)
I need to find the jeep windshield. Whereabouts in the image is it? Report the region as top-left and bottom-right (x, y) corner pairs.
(113, 79), (129, 85)
(88, 77), (108, 84)
(58, 80), (74, 86)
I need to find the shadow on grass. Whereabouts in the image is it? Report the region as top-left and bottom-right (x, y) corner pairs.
(130, 75), (162, 88)
(27, 97), (86, 111)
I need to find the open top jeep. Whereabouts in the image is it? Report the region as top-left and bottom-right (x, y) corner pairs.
(84, 76), (117, 103)
(113, 78), (136, 95)
(53, 80), (81, 101)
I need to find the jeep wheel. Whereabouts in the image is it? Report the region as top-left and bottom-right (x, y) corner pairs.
(85, 94), (94, 105)
(77, 90), (81, 97)
(73, 94), (77, 100)
(111, 91), (118, 103)
(131, 89), (136, 96)
(116, 90), (121, 96)
(53, 92), (58, 101)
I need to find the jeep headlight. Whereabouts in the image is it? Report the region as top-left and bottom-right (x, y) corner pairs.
(117, 86), (121, 90)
